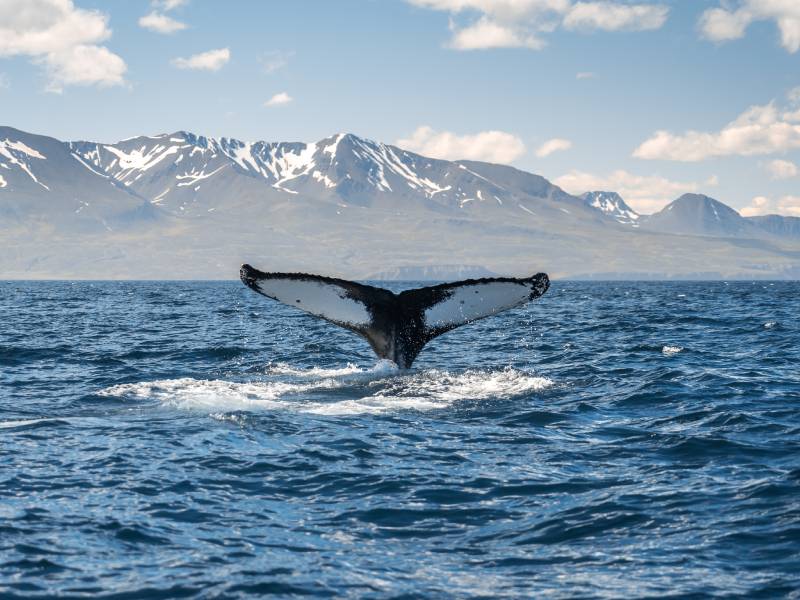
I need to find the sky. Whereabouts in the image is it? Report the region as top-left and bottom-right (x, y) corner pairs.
(1, 0), (799, 215)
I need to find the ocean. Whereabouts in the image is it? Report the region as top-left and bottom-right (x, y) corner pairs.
(1, 280), (798, 598)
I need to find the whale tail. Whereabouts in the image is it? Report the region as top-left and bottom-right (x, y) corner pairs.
(240, 264), (549, 368)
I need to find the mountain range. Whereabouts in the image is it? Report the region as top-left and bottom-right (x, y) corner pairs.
(1, 125), (799, 279)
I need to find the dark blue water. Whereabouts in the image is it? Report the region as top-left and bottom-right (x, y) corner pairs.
(1, 281), (799, 598)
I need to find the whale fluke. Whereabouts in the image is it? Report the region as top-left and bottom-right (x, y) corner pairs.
(240, 264), (549, 368)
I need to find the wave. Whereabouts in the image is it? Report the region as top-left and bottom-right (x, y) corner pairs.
(99, 365), (554, 416)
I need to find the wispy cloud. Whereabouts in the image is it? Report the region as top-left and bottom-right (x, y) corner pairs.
(396, 126), (526, 164)
(407, 1), (668, 50)
(139, 12), (188, 34)
(774, 195), (800, 216)
(153, 0), (189, 10)
(260, 51), (294, 74)
(766, 159), (798, 179)
(535, 138), (572, 157)
(576, 71), (596, 80)
(0, 0), (126, 91)
(563, 2), (668, 31)
(265, 92), (293, 107)
(172, 48), (230, 71)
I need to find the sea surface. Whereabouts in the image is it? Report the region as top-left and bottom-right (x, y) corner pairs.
(1, 280), (799, 598)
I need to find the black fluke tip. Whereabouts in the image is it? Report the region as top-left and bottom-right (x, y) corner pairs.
(240, 264), (259, 289)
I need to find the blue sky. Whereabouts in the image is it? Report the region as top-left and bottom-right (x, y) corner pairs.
(1, 0), (799, 215)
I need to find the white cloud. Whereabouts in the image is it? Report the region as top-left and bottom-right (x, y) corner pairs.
(780, 195), (800, 216)
(265, 92), (292, 107)
(563, 2), (668, 31)
(740, 194), (800, 216)
(260, 50), (293, 74)
(699, 7), (753, 42)
(407, 0), (668, 50)
(634, 99), (800, 161)
(171, 47), (230, 71)
(44, 44), (127, 93)
(153, 0), (188, 10)
(576, 71), (596, 79)
(396, 126), (526, 164)
(766, 158), (798, 179)
(554, 169), (707, 213)
(0, 0), (126, 90)
(449, 16), (545, 49)
(535, 138), (572, 157)
(739, 195), (771, 216)
(699, 1), (800, 53)
(139, 12), (187, 34)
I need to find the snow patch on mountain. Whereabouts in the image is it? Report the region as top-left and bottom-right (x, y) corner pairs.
(176, 164), (229, 187)
(1, 139), (46, 160)
(322, 133), (344, 158)
(273, 142), (318, 191)
(0, 137), (49, 190)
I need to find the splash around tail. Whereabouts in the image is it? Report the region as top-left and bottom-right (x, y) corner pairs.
(100, 364), (554, 416)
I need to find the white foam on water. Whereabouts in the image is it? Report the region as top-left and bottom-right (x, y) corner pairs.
(309, 369), (554, 415)
(99, 377), (339, 411)
(0, 418), (58, 429)
(266, 359), (398, 379)
(662, 345), (683, 356)
(764, 321), (777, 329)
(383, 368), (554, 402)
(99, 365), (553, 416)
(304, 396), (445, 416)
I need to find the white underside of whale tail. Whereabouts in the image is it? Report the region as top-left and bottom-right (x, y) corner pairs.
(417, 280), (545, 332)
(249, 277), (372, 328)
(240, 264), (393, 333)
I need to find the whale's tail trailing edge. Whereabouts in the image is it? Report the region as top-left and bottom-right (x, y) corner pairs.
(240, 264), (549, 368)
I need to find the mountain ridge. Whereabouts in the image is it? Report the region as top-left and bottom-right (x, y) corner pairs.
(1, 125), (799, 280)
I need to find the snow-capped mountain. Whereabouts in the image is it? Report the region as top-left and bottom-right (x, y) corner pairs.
(578, 190), (800, 241)
(66, 131), (598, 223)
(2, 125), (800, 279)
(581, 191), (640, 227)
(0, 127), (155, 230)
